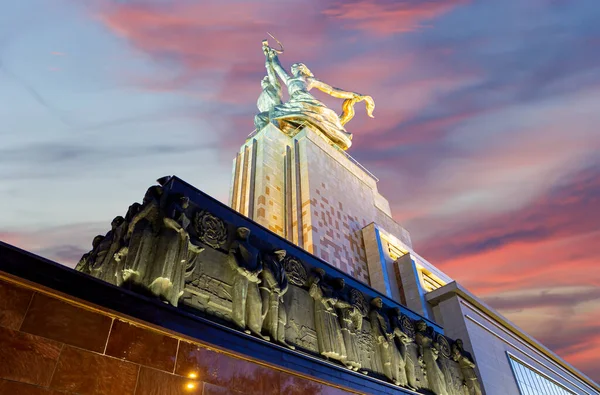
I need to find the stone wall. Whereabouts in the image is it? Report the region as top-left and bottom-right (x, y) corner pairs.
(231, 125), (412, 286)
(427, 284), (600, 395)
(0, 274), (355, 395)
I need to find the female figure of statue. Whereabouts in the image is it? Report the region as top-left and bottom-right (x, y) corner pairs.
(263, 42), (374, 150)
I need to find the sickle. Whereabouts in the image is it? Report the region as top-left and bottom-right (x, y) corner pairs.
(267, 32), (284, 54)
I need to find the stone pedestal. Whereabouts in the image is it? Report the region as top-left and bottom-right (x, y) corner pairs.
(230, 125), (412, 285)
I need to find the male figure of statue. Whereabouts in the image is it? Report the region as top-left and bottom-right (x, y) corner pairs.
(391, 308), (418, 390)
(260, 249), (294, 349)
(228, 227), (267, 340)
(254, 40), (283, 131)
(369, 297), (398, 385)
(452, 339), (482, 395)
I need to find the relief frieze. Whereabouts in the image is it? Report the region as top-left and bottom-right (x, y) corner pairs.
(76, 177), (482, 395)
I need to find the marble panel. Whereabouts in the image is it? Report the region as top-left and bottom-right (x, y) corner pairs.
(135, 367), (202, 395)
(279, 373), (354, 395)
(0, 326), (62, 386)
(105, 320), (178, 372)
(20, 293), (112, 353)
(175, 341), (279, 395)
(0, 379), (64, 395)
(202, 382), (247, 394)
(0, 279), (33, 330)
(50, 346), (138, 395)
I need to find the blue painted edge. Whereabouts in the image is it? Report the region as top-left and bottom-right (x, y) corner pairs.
(373, 226), (393, 297)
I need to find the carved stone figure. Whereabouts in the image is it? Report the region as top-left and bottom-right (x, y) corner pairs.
(309, 268), (347, 362)
(254, 41), (283, 131)
(416, 320), (448, 395)
(332, 278), (362, 371)
(91, 216), (126, 284)
(260, 249), (294, 349)
(369, 297), (399, 385)
(391, 308), (418, 390)
(146, 195), (194, 306)
(452, 339), (482, 395)
(101, 217), (130, 285)
(228, 227), (267, 339)
(75, 234), (105, 275)
(112, 202), (144, 285)
(122, 185), (163, 286)
(262, 38), (374, 150)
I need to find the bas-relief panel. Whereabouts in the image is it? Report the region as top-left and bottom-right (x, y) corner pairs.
(75, 177), (483, 395)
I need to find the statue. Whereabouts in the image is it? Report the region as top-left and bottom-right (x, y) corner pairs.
(101, 216), (130, 285)
(369, 297), (400, 385)
(259, 249), (294, 349)
(111, 202), (144, 286)
(75, 234), (105, 275)
(146, 195), (195, 306)
(452, 339), (482, 395)
(332, 278), (362, 371)
(122, 185), (163, 286)
(309, 268), (347, 362)
(391, 308), (418, 390)
(415, 320), (448, 395)
(254, 39), (283, 131)
(90, 216), (126, 284)
(228, 227), (267, 340)
(262, 37), (374, 150)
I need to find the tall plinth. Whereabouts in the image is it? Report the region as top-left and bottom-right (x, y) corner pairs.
(230, 124), (412, 284)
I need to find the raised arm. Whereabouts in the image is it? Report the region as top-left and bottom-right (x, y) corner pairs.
(311, 79), (357, 100)
(268, 53), (291, 85)
(265, 61), (281, 91)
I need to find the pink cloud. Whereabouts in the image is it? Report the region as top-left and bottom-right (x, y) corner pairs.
(323, 0), (468, 35)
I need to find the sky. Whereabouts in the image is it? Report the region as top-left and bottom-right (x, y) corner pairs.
(1, 0), (599, 384)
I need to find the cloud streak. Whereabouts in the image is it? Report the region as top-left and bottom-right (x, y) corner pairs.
(2, 0), (600, 384)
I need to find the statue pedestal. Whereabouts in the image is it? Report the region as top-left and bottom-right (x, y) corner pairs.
(230, 124), (411, 286)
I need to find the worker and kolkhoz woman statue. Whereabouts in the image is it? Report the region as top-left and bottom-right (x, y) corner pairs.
(255, 34), (375, 151)
(75, 37), (482, 393)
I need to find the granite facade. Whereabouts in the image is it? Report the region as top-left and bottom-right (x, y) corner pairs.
(0, 275), (357, 395)
(230, 125), (412, 287)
